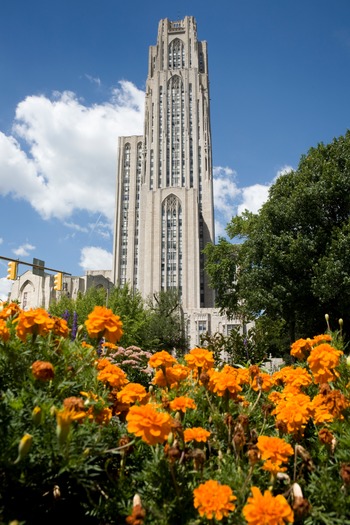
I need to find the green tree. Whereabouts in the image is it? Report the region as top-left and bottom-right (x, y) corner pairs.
(107, 283), (148, 347)
(206, 131), (350, 347)
(143, 289), (188, 353)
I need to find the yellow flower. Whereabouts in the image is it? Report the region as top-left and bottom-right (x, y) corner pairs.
(126, 404), (173, 445)
(85, 306), (123, 343)
(184, 427), (211, 443)
(307, 343), (343, 383)
(148, 350), (177, 368)
(184, 347), (214, 371)
(257, 435), (294, 475)
(56, 407), (86, 445)
(193, 479), (236, 520)
(243, 486), (294, 525)
(169, 396), (196, 413)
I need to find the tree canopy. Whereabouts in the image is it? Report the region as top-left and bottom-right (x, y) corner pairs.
(205, 131), (350, 347)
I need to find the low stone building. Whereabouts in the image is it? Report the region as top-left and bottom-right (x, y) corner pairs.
(9, 270), (113, 311)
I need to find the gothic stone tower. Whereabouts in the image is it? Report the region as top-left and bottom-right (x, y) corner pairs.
(112, 16), (215, 310)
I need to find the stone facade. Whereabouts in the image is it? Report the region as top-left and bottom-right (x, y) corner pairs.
(9, 270), (113, 310)
(112, 16), (214, 310)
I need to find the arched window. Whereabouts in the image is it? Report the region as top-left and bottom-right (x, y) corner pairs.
(166, 76), (184, 187)
(120, 144), (131, 286)
(161, 195), (182, 295)
(168, 38), (185, 69)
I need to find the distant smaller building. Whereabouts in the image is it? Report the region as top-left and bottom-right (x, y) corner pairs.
(9, 270), (113, 311)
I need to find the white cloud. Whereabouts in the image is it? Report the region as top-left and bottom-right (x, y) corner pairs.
(0, 81), (144, 223)
(213, 166), (240, 220)
(13, 243), (36, 257)
(0, 238), (3, 244)
(237, 184), (271, 215)
(79, 246), (113, 271)
(0, 278), (12, 302)
(85, 74), (101, 87)
(63, 221), (89, 233)
(276, 164), (293, 178)
(213, 164), (294, 239)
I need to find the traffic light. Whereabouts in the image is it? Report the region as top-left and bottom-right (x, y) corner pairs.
(7, 261), (18, 280)
(53, 272), (63, 291)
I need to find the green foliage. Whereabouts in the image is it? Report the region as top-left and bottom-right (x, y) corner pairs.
(143, 289), (188, 354)
(204, 238), (240, 318)
(107, 284), (149, 348)
(200, 325), (267, 366)
(206, 131), (350, 348)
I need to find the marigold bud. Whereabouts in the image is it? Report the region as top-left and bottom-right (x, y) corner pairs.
(32, 406), (42, 426)
(14, 433), (33, 464)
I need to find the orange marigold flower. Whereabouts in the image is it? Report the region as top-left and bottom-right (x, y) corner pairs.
(310, 394), (334, 424)
(117, 383), (149, 405)
(51, 316), (69, 338)
(236, 367), (251, 385)
(184, 427), (211, 443)
(307, 344), (343, 383)
(0, 318), (10, 343)
(184, 347), (214, 371)
(290, 338), (313, 360)
(126, 403), (173, 445)
(272, 366), (312, 392)
(102, 341), (118, 350)
(63, 396), (85, 412)
(97, 363), (128, 389)
(81, 341), (94, 349)
(251, 372), (274, 392)
(311, 390), (349, 424)
(152, 363), (189, 388)
(243, 486), (294, 525)
(96, 357), (112, 370)
(148, 350), (177, 369)
(257, 436), (294, 475)
(169, 396), (196, 412)
(31, 360), (55, 381)
(207, 368), (242, 397)
(311, 334), (332, 346)
(0, 301), (21, 320)
(85, 306), (123, 344)
(14, 308), (55, 341)
(271, 392), (312, 437)
(193, 479), (236, 521)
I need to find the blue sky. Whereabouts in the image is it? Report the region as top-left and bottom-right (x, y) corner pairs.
(1, 0), (350, 299)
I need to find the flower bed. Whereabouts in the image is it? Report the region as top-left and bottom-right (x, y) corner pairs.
(0, 302), (350, 524)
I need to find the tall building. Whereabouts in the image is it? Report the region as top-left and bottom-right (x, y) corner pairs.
(112, 16), (215, 311)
